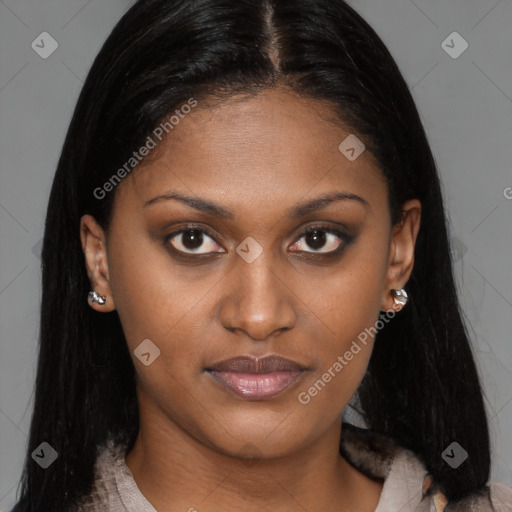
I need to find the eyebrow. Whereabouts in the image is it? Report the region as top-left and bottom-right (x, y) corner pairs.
(144, 190), (368, 218)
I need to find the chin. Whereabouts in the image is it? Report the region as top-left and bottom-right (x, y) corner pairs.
(202, 414), (312, 460)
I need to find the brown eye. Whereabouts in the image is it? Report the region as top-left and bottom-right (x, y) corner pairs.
(289, 227), (349, 254)
(165, 228), (224, 255)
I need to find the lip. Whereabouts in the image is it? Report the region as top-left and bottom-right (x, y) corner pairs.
(205, 355), (307, 401)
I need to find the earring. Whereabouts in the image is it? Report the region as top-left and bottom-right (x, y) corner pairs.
(89, 290), (107, 305)
(391, 288), (408, 306)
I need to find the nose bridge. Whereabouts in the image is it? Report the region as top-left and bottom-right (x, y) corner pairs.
(239, 254), (280, 304)
(220, 246), (296, 339)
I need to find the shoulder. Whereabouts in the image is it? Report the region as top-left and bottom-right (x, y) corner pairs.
(73, 436), (157, 512)
(339, 422), (512, 512)
(489, 483), (512, 511)
(73, 437), (127, 510)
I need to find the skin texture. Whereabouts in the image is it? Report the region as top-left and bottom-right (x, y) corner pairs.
(80, 87), (421, 512)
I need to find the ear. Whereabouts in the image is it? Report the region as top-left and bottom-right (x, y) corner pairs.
(380, 199), (421, 312)
(80, 214), (116, 312)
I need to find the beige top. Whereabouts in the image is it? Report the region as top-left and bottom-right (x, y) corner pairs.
(75, 425), (512, 511)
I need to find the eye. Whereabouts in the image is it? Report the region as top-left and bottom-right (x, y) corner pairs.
(289, 226), (348, 255)
(164, 224), (353, 259)
(165, 227), (224, 255)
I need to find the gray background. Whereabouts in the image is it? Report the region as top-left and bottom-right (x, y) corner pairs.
(0, 0), (511, 509)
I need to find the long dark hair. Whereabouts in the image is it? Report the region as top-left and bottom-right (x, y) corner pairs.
(11, 0), (490, 510)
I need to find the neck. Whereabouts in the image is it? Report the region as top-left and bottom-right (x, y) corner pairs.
(125, 402), (382, 512)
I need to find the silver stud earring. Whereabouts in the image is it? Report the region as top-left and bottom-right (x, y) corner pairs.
(89, 290), (107, 305)
(391, 288), (408, 306)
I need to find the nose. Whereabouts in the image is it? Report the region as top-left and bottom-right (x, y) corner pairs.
(219, 255), (297, 341)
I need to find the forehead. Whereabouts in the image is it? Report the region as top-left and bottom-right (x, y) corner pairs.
(118, 88), (387, 214)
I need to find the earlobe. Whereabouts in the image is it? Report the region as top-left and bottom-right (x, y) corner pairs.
(80, 214), (116, 312)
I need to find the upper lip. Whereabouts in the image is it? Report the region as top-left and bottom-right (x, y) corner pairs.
(205, 355), (307, 373)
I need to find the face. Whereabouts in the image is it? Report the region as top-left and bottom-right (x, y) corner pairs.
(81, 87), (420, 459)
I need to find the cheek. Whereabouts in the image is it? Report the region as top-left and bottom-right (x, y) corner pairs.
(293, 303), (377, 426)
(303, 234), (389, 340)
(107, 229), (213, 349)
(293, 233), (389, 409)
(107, 236), (212, 424)
(106, 228), (224, 419)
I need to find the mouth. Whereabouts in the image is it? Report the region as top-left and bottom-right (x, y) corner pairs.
(204, 355), (307, 401)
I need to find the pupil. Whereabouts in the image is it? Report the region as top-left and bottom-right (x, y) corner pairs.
(183, 229), (203, 250)
(306, 229), (326, 250)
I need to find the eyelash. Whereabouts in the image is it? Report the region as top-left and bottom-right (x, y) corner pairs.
(163, 224), (354, 260)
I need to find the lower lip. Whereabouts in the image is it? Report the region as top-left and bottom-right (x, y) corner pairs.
(206, 370), (304, 400)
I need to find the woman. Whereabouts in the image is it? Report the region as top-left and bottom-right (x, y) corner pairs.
(10, 0), (512, 510)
